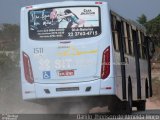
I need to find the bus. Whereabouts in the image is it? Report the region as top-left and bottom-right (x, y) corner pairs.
(20, 1), (155, 113)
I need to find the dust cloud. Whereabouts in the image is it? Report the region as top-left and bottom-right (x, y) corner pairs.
(0, 67), (108, 114)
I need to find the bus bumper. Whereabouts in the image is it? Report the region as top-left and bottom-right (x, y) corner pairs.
(22, 78), (115, 100)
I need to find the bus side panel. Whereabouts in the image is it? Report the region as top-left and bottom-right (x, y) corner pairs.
(114, 53), (137, 101)
(114, 52), (123, 100)
(114, 52), (147, 101)
(139, 59), (149, 100)
(125, 54), (137, 101)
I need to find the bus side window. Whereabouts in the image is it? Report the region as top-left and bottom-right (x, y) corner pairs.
(122, 21), (126, 53)
(123, 22), (129, 54)
(138, 30), (143, 58)
(126, 23), (133, 55)
(141, 32), (147, 59)
(111, 14), (116, 49)
(111, 14), (119, 51)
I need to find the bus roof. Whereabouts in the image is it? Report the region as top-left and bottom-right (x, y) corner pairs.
(111, 10), (146, 32)
(23, 1), (107, 9)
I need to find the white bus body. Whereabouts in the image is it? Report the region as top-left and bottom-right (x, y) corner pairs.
(20, 1), (152, 113)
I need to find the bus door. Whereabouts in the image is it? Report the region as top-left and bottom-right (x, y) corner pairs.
(132, 29), (141, 99)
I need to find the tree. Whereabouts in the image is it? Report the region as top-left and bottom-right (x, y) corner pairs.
(137, 14), (160, 47)
(0, 24), (20, 50)
(145, 14), (160, 47)
(137, 14), (147, 25)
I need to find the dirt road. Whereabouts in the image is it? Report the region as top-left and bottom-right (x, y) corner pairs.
(0, 68), (159, 114)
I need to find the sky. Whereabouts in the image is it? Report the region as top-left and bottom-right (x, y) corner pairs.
(0, 0), (160, 24)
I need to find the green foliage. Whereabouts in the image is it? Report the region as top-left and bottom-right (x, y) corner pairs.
(146, 15), (160, 47)
(0, 24), (20, 51)
(137, 14), (147, 25)
(137, 14), (160, 47)
(0, 24), (20, 76)
(0, 24), (19, 40)
(0, 53), (17, 77)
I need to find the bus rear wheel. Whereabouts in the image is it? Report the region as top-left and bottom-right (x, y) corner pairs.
(136, 100), (146, 111)
(108, 97), (123, 114)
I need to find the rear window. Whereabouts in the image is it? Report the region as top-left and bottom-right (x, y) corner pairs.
(28, 6), (101, 40)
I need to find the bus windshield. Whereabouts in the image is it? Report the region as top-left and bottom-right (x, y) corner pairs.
(28, 6), (101, 40)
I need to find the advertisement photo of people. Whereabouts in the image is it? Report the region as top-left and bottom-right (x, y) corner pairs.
(29, 7), (101, 40)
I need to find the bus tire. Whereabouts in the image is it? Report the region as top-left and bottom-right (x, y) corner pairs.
(146, 79), (149, 98)
(137, 100), (146, 111)
(109, 97), (123, 114)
